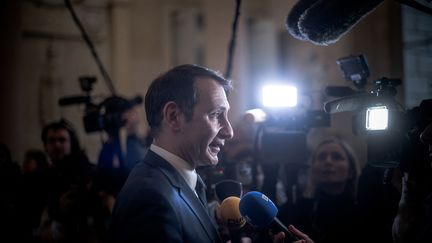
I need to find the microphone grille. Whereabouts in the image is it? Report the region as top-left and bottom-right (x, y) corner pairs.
(219, 197), (246, 229)
(239, 191), (278, 228)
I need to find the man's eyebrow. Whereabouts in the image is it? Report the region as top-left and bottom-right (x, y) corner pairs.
(215, 105), (230, 111)
(209, 105), (229, 113)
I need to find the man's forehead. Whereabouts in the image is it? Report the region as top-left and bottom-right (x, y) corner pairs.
(196, 80), (230, 107)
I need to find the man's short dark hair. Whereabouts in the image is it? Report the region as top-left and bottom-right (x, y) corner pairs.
(145, 64), (232, 136)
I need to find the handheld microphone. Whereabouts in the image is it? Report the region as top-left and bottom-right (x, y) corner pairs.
(219, 196), (246, 229)
(218, 197), (246, 243)
(239, 191), (299, 241)
(214, 180), (243, 203)
(286, 0), (384, 45)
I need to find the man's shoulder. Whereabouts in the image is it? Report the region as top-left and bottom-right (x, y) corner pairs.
(112, 157), (178, 218)
(118, 154), (175, 196)
(128, 151), (169, 179)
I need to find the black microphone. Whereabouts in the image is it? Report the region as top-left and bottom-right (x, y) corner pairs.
(324, 86), (356, 97)
(286, 0), (384, 45)
(130, 95), (143, 106)
(58, 95), (90, 106)
(214, 180), (243, 203)
(239, 191), (299, 242)
(218, 196), (246, 243)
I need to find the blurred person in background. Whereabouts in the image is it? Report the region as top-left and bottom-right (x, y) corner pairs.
(0, 143), (23, 242)
(22, 149), (49, 174)
(96, 98), (149, 198)
(38, 119), (109, 243)
(20, 149), (50, 241)
(278, 138), (360, 243)
(392, 114), (432, 242)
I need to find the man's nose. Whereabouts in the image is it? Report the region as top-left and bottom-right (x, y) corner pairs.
(221, 118), (234, 140)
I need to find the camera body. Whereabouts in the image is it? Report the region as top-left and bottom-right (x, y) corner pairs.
(326, 55), (432, 168)
(255, 107), (330, 165)
(59, 76), (142, 134)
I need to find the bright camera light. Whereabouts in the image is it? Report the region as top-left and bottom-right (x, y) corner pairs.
(262, 85), (297, 108)
(366, 106), (388, 130)
(244, 108), (267, 123)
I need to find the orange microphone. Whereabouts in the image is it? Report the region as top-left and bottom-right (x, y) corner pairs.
(219, 196), (246, 229)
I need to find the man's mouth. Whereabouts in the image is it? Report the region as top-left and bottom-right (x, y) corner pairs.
(209, 146), (220, 154)
(209, 142), (223, 155)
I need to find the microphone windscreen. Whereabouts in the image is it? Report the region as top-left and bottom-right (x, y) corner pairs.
(215, 180), (243, 202)
(239, 191), (278, 228)
(219, 197), (246, 229)
(288, 0), (384, 45)
(285, 0), (320, 40)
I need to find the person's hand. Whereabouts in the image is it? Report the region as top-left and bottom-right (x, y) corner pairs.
(271, 225), (314, 243)
(288, 225), (314, 243)
(272, 232), (285, 243)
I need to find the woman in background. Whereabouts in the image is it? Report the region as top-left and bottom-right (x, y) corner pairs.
(278, 138), (360, 243)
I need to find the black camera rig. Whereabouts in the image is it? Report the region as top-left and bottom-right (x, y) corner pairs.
(58, 76), (142, 134)
(325, 54), (432, 168)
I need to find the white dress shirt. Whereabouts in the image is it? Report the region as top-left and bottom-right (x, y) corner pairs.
(150, 144), (198, 196)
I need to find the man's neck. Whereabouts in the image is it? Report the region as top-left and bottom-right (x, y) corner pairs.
(151, 140), (195, 170)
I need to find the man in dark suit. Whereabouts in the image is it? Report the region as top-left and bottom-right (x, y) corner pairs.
(109, 64), (234, 243)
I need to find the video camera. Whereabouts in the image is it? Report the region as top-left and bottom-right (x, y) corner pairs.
(58, 76), (143, 134)
(325, 54), (432, 168)
(245, 84), (330, 165)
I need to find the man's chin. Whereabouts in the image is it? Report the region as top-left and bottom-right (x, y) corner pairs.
(199, 155), (219, 167)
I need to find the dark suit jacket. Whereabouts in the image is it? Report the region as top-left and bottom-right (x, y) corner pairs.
(110, 150), (222, 243)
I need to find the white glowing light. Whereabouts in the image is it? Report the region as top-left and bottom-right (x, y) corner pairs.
(244, 108), (267, 123)
(262, 85), (297, 108)
(366, 106), (388, 130)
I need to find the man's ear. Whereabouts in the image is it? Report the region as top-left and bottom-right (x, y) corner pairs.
(162, 101), (183, 132)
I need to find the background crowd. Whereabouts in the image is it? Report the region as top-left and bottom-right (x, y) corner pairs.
(1, 100), (431, 243)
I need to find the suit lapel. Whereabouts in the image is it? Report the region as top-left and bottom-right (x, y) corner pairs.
(145, 151), (221, 243)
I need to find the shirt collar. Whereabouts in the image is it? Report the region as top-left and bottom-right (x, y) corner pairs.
(150, 144), (197, 192)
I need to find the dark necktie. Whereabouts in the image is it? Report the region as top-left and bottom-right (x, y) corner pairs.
(195, 175), (208, 208)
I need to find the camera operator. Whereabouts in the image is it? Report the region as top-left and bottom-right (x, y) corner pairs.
(95, 96), (149, 197)
(392, 118), (432, 243)
(123, 106), (150, 171)
(58, 77), (148, 198)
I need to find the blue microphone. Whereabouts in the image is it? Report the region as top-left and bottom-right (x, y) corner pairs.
(239, 191), (299, 242)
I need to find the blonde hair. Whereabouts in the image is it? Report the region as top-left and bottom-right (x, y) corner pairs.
(304, 138), (360, 200)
